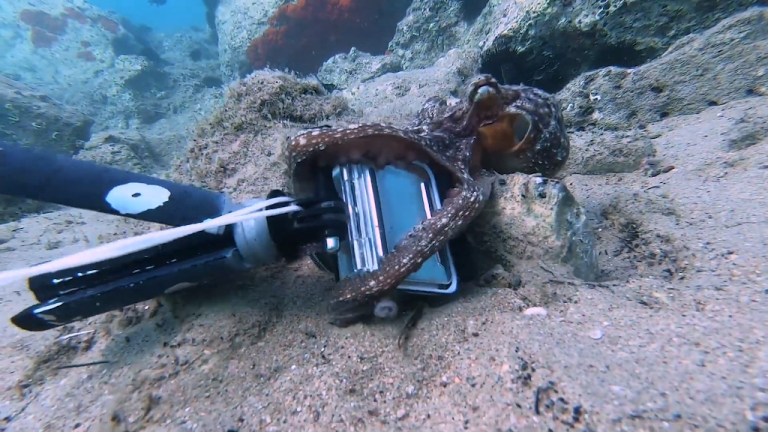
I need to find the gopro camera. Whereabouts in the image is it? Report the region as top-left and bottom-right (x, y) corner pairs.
(313, 161), (458, 295)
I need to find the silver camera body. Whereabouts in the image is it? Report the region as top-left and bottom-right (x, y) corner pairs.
(327, 162), (458, 295)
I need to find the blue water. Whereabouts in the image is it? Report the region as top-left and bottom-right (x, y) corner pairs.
(87, 0), (207, 32)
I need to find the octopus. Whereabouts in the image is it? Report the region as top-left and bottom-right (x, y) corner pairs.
(286, 74), (570, 327)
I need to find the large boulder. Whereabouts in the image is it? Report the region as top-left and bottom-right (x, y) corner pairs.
(471, 0), (763, 93)
(74, 130), (161, 174)
(556, 7), (768, 130)
(387, 0), (478, 70)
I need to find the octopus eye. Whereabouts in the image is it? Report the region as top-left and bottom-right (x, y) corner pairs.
(476, 112), (536, 174)
(512, 112), (532, 143)
(478, 112), (533, 154)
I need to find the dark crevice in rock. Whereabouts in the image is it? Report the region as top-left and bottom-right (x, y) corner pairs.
(124, 67), (170, 94)
(110, 34), (167, 65)
(461, 0), (489, 22)
(480, 28), (654, 94)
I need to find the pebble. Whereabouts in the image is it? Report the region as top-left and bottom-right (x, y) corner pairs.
(440, 376), (450, 387)
(588, 329), (604, 340)
(523, 307), (547, 316)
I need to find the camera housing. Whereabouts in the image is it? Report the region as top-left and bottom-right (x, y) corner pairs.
(311, 162), (459, 295)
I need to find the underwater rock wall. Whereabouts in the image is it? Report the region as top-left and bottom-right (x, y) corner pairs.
(1, 1), (128, 114)
(378, 0), (767, 93)
(470, 0), (766, 93)
(216, 0), (764, 96)
(557, 7), (768, 131)
(0, 0), (223, 136)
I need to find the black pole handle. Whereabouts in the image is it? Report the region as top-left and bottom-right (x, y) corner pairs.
(0, 142), (230, 227)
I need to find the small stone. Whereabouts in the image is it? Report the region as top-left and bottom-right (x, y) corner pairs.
(396, 409), (409, 421)
(480, 264), (507, 285)
(440, 376), (450, 387)
(756, 377), (768, 391)
(405, 386), (416, 398)
(588, 329), (604, 340)
(523, 307), (547, 316)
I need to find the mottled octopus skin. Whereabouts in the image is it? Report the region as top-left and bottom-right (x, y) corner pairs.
(286, 75), (570, 327)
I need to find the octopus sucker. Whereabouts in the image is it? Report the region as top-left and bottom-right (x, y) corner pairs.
(286, 74), (570, 327)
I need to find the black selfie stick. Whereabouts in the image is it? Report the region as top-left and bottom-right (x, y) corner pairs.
(0, 142), (347, 331)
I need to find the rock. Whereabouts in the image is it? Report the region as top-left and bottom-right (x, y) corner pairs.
(0, 197), (53, 225)
(215, 0), (413, 81)
(523, 307), (548, 316)
(560, 129), (656, 176)
(318, 48), (403, 90)
(213, 0), (285, 81)
(340, 48), (479, 124)
(468, 174), (600, 282)
(472, 0), (762, 93)
(0, 1), (124, 92)
(75, 130), (160, 173)
(388, 0), (761, 94)
(387, 0), (475, 70)
(98, 55), (172, 129)
(557, 7), (768, 130)
(0, 0), (134, 124)
(0, 76), (94, 154)
(1, 0), (221, 133)
(173, 70), (348, 200)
